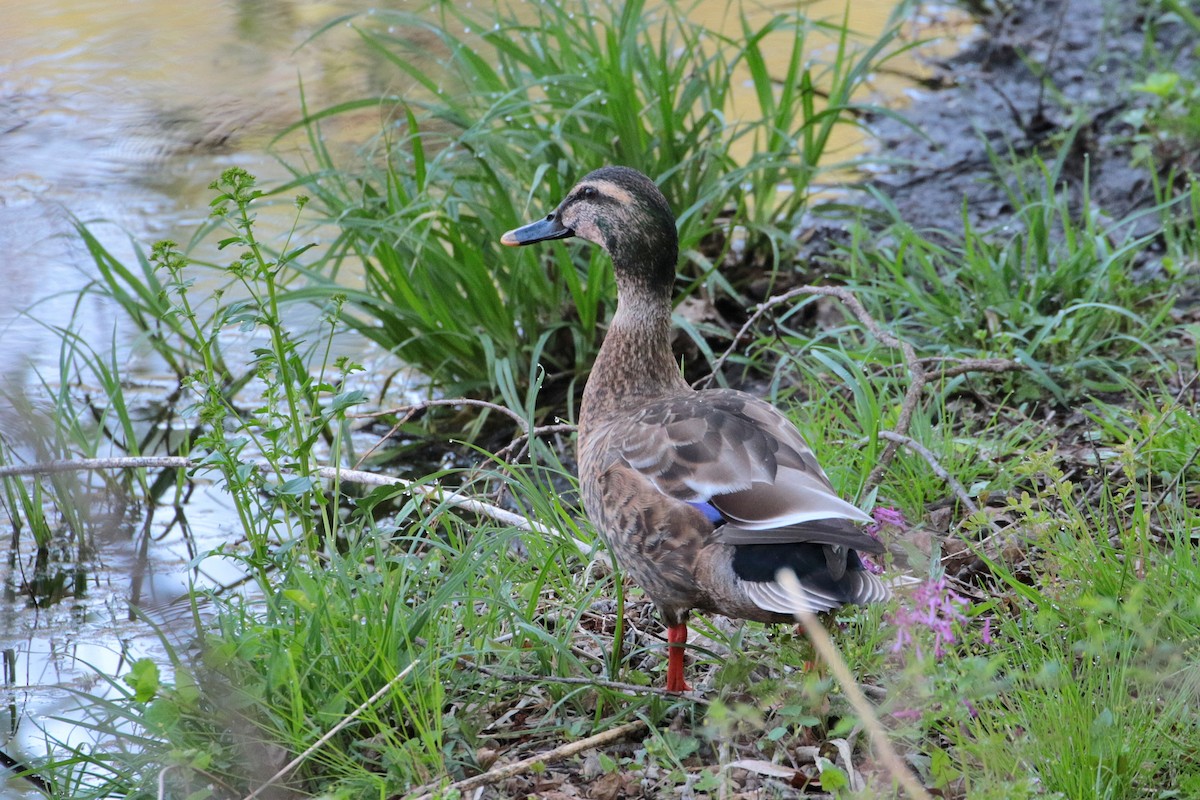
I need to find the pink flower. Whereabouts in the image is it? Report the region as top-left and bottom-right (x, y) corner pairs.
(866, 506), (907, 537)
(890, 576), (968, 659)
(861, 554), (886, 575)
(862, 506), (907, 575)
(981, 615), (993, 645)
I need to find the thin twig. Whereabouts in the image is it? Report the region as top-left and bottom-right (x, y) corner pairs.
(915, 355), (1027, 378)
(1163, 444), (1200, 504)
(876, 431), (979, 515)
(0, 456), (192, 478)
(157, 765), (186, 800)
(779, 570), (933, 800)
(243, 660), (420, 800)
(315, 466), (591, 557)
(354, 398), (537, 468)
(0, 747), (53, 795)
(361, 398), (532, 434)
(493, 422), (577, 462)
(0, 457), (593, 557)
(703, 285), (914, 382)
(401, 719), (648, 800)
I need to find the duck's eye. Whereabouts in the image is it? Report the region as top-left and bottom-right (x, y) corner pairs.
(581, 186), (597, 199)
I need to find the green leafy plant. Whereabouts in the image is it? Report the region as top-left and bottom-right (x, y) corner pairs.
(1127, 68), (1200, 172)
(279, 0), (916, 399)
(842, 153), (1177, 401)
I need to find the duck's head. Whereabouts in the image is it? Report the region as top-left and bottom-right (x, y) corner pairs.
(502, 166), (678, 291)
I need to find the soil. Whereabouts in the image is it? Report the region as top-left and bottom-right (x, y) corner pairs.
(869, 0), (1194, 238)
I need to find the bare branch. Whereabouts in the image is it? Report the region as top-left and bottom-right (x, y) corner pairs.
(0, 457), (593, 558)
(494, 422), (577, 463)
(876, 431), (979, 515)
(916, 356), (1027, 378)
(469, 661), (706, 702)
(360, 398), (532, 434)
(0, 456), (192, 478)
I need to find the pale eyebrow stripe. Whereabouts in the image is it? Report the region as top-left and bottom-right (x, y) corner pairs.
(582, 179), (633, 205)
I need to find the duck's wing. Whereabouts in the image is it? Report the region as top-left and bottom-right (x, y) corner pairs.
(602, 389), (881, 555)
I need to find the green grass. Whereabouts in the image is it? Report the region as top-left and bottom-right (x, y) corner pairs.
(24, 182), (1197, 796)
(3, 1), (1200, 798)
(839, 151), (1180, 403)
(952, 482), (1200, 798)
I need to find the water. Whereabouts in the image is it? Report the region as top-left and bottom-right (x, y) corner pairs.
(0, 2), (377, 792)
(0, 0), (970, 793)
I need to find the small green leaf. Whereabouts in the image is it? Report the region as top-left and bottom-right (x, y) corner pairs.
(174, 668), (201, 706)
(816, 758), (849, 790)
(276, 476), (317, 496)
(284, 588), (317, 611)
(1132, 71), (1180, 97)
(329, 389), (369, 413)
(625, 670), (651, 686)
(143, 697), (181, 735)
(123, 658), (161, 703)
(930, 747), (962, 788)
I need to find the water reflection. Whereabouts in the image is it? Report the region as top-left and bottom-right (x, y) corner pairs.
(0, 471), (254, 797)
(0, 0), (374, 382)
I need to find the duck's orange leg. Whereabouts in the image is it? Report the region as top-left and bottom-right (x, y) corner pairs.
(665, 623), (693, 693)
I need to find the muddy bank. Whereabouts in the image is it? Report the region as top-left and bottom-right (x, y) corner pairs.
(864, 0), (1196, 263)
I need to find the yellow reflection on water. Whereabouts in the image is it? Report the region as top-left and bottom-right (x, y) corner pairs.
(684, 0), (974, 170)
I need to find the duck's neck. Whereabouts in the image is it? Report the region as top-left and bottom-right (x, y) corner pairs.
(581, 283), (689, 423)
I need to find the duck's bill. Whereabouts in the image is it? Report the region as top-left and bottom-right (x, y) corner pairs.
(501, 215), (574, 246)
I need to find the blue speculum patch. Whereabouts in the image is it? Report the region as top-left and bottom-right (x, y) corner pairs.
(688, 500), (724, 524)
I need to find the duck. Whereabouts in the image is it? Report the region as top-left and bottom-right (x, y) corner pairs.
(501, 166), (889, 692)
